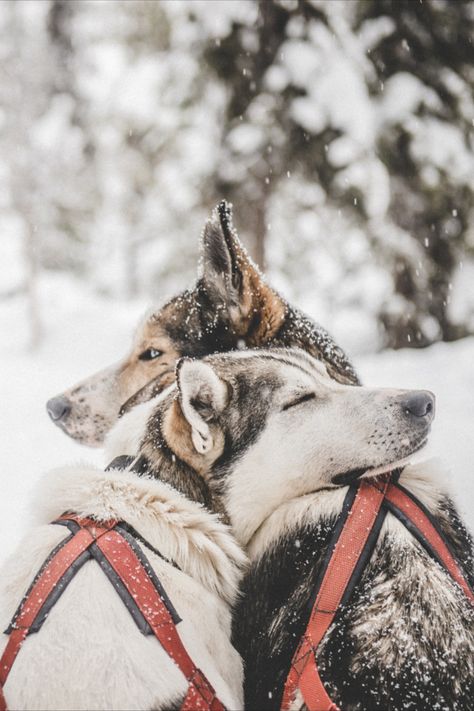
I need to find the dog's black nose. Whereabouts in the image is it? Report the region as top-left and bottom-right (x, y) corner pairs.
(46, 396), (72, 422)
(401, 391), (435, 420)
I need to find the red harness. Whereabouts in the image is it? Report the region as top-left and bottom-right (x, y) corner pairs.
(281, 474), (474, 711)
(0, 514), (226, 711)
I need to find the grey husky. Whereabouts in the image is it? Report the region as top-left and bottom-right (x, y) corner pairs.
(106, 347), (474, 711)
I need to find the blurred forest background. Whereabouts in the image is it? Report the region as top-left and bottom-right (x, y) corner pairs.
(1, 0), (473, 354)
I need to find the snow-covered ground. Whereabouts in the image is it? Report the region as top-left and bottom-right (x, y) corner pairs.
(1, 278), (473, 566)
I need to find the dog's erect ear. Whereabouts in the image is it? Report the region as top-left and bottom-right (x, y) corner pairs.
(200, 201), (286, 343)
(201, 201), (241, 305)
(176, 358), (228, 455)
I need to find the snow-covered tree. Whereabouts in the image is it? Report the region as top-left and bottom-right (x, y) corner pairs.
(201, 0), (474, 349)
(1, 0), (473, 352)
(357, 0), (474, 347)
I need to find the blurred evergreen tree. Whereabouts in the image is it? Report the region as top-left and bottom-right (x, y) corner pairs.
(1, 0), (473, 351)
(204, 0), (340, 269)
(356, 0), (474, 347)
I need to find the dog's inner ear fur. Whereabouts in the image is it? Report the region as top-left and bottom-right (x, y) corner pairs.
(201, 202), (286, 344)
(169, 359), (228, 468)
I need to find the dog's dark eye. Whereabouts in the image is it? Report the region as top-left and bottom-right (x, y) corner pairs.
(282, 392), (316, 411)
(139, 348), (163, 361)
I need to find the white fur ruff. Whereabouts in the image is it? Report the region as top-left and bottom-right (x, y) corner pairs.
(249, 459), (448, 561)
(0, 465), (246, 711)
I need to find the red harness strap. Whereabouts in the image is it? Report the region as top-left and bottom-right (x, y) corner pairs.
(281, 477), (390, 711)
(281, 477), (474, 711)
(385, 483), (474, 605)
(0, 515), (225, 711)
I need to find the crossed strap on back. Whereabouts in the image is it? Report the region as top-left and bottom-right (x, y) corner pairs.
(281, 475), (474, 711)
(0, 514), (226, 711)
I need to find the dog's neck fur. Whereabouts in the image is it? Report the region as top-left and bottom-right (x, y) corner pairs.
(33, 464), (246, 604)
(232, 460), (474, 710)
(133, 433), (213, 512)
(246, 461), (446, 560)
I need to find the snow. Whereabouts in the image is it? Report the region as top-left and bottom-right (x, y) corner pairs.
(283, 30), (375, 147)
(378, 73), (441, 125)
(227, 124), (265, 154)
(0, 278), (146, 565)
(409, 118), (474, 182)
(0, 280), (473, 566)
(359, 338), (474, 529)
(1, 0), (471, 359)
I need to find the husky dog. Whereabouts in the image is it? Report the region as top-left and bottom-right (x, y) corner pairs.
(46, 202), (358, 447)
(107, 348), (473, 711)
(0, 455), (246, 709)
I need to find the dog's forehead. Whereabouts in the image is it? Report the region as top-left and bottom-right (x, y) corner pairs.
(133, 304), (186, 350)
(131, 289), (195, 341)
(209, 348), (330, 390)
(266, 353), (331, 391)
(132, 310), (163, 345)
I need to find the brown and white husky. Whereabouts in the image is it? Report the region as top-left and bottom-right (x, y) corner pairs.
(46, 202), (358, 447)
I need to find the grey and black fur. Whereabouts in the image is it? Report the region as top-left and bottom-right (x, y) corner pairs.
(234, 504), (474, 711)
(128, 348), (474, 711)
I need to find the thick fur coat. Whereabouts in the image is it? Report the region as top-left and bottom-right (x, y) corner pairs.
(0, 465), (246, 711)
(112, 348), (473, 711)
(234, 461), (474, 711)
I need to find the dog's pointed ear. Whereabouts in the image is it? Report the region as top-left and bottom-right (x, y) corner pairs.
(200, 201), (286, 342)
(201, 201), (241, 304)
(176, 358), (228, 455)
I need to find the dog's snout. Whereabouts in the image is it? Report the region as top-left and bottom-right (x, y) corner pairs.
(46, 395), (72, 422)
(401, 390), (435, 420)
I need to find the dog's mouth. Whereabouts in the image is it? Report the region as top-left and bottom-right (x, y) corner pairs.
(53, 420), (105, 448)
(332, 436), (429, 486)
(50, 408), (111, 448)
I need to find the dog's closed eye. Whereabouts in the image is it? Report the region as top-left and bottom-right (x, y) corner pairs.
(282, 392), (315, 411)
